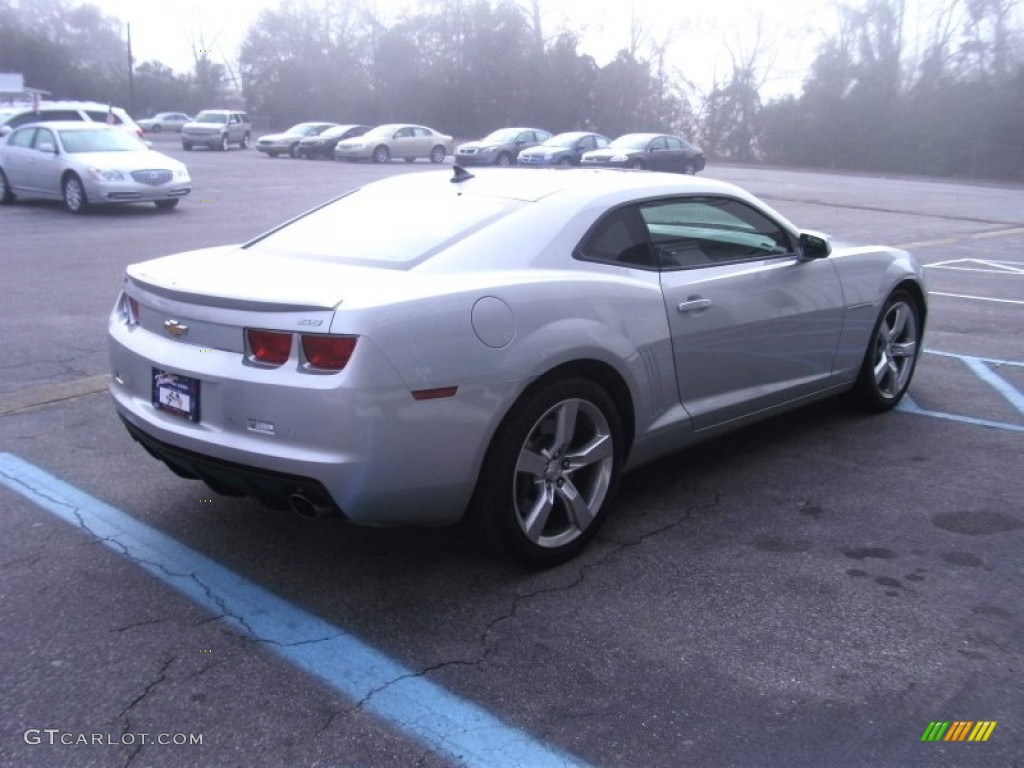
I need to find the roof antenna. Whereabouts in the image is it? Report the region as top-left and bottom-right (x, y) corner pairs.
(451, 164), (475, 183)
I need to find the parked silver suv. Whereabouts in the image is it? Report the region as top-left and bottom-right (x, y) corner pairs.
(181, 110), (251, 151)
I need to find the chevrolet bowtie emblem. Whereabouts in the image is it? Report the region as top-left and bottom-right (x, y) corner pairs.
(164, 319), (189, 337)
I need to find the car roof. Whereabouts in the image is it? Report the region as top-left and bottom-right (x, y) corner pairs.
(615, 132), (665, 141)
(377, 167), (744, 205)
(9, 100), (128, 110)
(10, 120), (121, 131)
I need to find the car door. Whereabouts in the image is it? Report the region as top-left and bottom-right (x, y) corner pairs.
(26, 127), (63, 197)
(412, 127), (434, 157)
(2, 126), (38, 191)
(662, 136), (689, 172)
(390, 127), (414, 158)
(572, 135), (596, 163)
(645, 196), (845, 430)
(647, 136), (681, 172)
(227, 113), (242, 142)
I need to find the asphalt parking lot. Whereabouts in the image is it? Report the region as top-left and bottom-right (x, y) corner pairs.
(1, 139), (1022, 768)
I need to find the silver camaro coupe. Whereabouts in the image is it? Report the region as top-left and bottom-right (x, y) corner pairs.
(108, 168), (926, 563)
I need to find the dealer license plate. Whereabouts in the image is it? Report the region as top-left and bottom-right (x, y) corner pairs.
(152, 369), (200, 422)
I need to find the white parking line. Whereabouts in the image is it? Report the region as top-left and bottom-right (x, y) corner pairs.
(929, 292), (1024, 306)
(0, 453), (593, 768)
(925, 258), (1024, 275)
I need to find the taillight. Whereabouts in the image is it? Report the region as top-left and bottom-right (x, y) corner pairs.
(301, 335), (357, 371)
(246, 329), (292, 365)
(120, 292), (140, 325)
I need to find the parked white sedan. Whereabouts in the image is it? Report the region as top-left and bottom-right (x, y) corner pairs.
(0, 121), (191, 212)
(108, 168), (926, 562)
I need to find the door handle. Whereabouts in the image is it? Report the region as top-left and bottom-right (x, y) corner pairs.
(677, 297), (712, 312)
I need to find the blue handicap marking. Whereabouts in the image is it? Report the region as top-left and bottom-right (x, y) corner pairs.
(0, 453), (594, 768)
(898, 351), (1024, 432)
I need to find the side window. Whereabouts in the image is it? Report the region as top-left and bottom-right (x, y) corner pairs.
(10, 127), (36, 148)
(85, 110), (121, 124)
(576, 206), (655, 268)
(41, 109), (84, 122)
(579, 136), (595, 151)
(649, 137), (667, 151)
(639, 197), (795, 269)
(33, 128), (56, 151)
(229, 114), (240, 124)
(595, 135), (610, 148)
(665, 137), (683, 150)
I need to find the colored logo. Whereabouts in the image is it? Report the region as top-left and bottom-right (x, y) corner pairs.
(921, 721), (997, 742)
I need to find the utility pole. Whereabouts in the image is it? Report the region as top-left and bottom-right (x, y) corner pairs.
(127, 22), (135, 114)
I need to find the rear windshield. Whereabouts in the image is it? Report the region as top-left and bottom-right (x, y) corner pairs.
(246, 183), (522, 267)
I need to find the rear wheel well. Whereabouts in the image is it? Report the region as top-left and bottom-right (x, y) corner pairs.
(516, 360), (636, 460)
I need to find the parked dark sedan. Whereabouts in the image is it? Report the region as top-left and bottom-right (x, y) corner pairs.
(516, 132), (610, 167)
(297, 124), (371, 159)
(581, 133), (705, 174)
(454, 127), (551, 166)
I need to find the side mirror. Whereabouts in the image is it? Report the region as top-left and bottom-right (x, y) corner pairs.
(798, 231), (832, 259)
(37, 141), (56, 154)
(0, 125), (11, 137)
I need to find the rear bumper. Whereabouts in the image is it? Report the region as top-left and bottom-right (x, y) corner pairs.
(120, 415), (339, 514)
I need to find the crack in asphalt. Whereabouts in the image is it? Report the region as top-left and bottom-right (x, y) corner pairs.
(0, 373), (110, 416)
(119, 656), (175, 768)
(113, 617), (168, 633)
(3, 462), (678, 768)
(341, 493), (726, 732)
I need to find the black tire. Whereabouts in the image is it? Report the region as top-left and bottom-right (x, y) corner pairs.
(182, 141), (192, 151)
(288, 142), (299, 158)
(495, 152), (513, 167)
(0, 169), (14, 203)
(847, 289), (922, 411)
(151, 124), (162, 133)
(630, 158), (645, 170)
(469, 377), (623, 565)
(219, 134), (229, 151)
(267, 150), (279, 158)
(154, 199), (179, 211)
(372, 145), (390, 164)
(683, 162), (696, 175)
(430, 145), (446, 164)
(240, 132), (250, 149)
(62, 174), (88, 214)
(557, 157), (573, 168)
